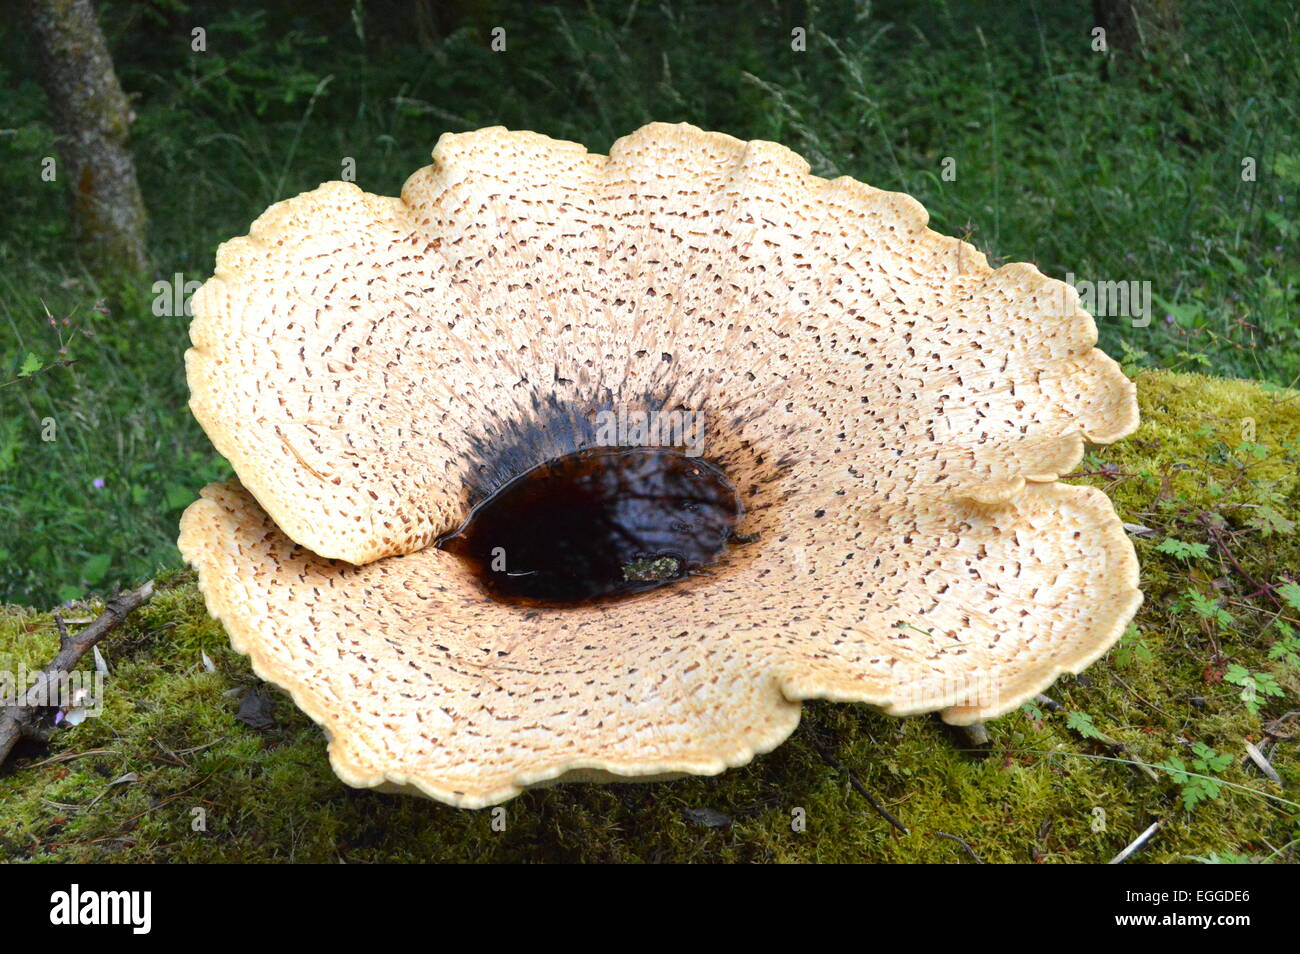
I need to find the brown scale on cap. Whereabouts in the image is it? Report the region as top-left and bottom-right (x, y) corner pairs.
(179, 123), (1141, 808)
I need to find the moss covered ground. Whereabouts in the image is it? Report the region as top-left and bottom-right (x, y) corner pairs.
(2, 370), (1297, 863)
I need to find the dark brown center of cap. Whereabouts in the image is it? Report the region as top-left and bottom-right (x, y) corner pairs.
(437, 447), (742, 607)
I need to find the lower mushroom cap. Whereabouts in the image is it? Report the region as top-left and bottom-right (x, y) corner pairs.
(180, 123), (1142, 807)
(180, 476), (1138, 808)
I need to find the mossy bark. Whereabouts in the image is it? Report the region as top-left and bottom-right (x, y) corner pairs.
(23, 0), (150, 278)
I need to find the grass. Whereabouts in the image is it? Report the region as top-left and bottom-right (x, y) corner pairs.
(1, 0), (1297, 605)
(1, 370), (1297, 863)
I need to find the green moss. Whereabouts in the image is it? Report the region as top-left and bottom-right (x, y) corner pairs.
(2, 370), (1298, 862)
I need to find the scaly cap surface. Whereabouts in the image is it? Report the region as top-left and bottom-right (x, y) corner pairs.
(181, 123), (1141, 806)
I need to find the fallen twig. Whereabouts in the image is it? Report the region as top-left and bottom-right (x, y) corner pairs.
(0, 580), (154, 767)
(933, 830), (983, 863)
(809, 737), (910, 835)
(1201, 514), (1277, 605)
(1109, 819), (1162, 864)
(1031, 819), (1053, 863)
(20, 747), (119, 771)
(1060, 467), (1135, 481)
(1263, 710), (1299, 740)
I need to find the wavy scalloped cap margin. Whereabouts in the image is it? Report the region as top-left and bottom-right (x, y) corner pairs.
(179, 122), (1143, 806)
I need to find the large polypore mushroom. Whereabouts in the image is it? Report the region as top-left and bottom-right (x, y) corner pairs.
(179, 122), (1141, 808)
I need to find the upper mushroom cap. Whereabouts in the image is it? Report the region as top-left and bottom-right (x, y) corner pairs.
(180, 123), (1141, 807)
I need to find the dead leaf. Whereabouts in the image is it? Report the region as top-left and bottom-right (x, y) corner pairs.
(1123, 523), (1157, 538)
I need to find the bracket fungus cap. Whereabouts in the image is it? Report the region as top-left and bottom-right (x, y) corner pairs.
(180, 123), (1141, 807)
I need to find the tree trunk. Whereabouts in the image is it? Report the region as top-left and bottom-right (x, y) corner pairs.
(1093, 0), (1140, 54)
(23, 0), (149, 278)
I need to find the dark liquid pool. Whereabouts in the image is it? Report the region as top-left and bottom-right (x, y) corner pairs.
(436, 447), (742, 607)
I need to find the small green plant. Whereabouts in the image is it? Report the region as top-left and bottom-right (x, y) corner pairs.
(1234, 440), (1270, 462)
(1159, 743), (1234, 812)
(1268, 620), (1300, 670)
(1223, 664), (1285, 715)
(1182, 588), (1235, 626)
(1019, 699), (1045, 724)
(1156, 537), (1211, 561)
(17, 352), (41, 378)
(1112, 625), (1153, 667)
(1065, 711), (1108, 742)
(1277, 582), (1300, 612)
(1245, 505), (1296, 537)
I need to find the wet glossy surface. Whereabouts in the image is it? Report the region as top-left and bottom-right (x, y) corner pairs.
(437, 447), (742, 607)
